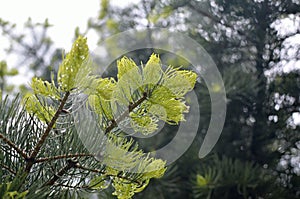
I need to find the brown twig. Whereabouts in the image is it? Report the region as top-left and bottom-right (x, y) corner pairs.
(35, 153), (94, 163)
(0, 133), (28, 159)
(25, 91), (70, 172)
(42, 158), (142, 188)
(74, 163), (105, 174)
(105, 92), (148, 134)
(0, 163), (16, 175)
(42, 159), (78, 187)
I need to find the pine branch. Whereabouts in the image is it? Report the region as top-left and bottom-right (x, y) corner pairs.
(75, 164), (142, 186)
(0, 163), (16, 175)
(25, 91), (70, 172)
(0, 132), (28, 159)
(42, 159), (78, 187)
(46, 162), (143, 189)
(105, 92), (148, 134)
(35, 153), (94, 163)
(74, 163), (105, 174)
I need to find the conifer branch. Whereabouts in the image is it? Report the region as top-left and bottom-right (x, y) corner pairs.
(105, 92), (148, 134)
(25, 91), (70, 172)
(0, 132), (28, 159)
(0, 163), (16, 175)
(35, 153), (94, 163)
(73, 164), (105, 174)
(75, 164), (142, 186)
(42, 159), (78, 187)
(49, 163), (143, 189)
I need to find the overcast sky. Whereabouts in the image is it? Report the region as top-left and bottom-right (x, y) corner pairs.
(0, 0), (97, 49)
(0, 0), (136, 49)
(0, 0), (136, 84)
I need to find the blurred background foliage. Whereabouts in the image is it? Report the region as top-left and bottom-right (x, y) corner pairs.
(1, 0), (299, 198)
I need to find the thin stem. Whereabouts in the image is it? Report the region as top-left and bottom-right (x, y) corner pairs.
(0, 132), (28, 159)
(42, 159), (142, 188)
(74, 164), (105, 174)
(52, 183), (82, 189)
(0, 163), (16, 175)
(42, 159), (78, 187)
(105, 92), (148, 134)
(75, 164), (142, 186)
(25, 91), (70, 172)
(35, 153), (94, 163)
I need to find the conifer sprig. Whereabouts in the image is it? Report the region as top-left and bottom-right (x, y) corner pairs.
(0, 35), (197, 199)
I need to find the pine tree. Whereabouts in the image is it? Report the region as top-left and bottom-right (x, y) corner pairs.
(0, 36), (197, 198)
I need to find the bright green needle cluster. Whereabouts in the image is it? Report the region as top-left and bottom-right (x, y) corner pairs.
(23, 93), (55, 124)
(90, 53), (197, 134)
(57, 35), (90, 92)
(23, 36), (93, 124)
(31, 77), (60, 100)
(90, 135), (166, 199)
(0, 182), (28, 199)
